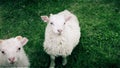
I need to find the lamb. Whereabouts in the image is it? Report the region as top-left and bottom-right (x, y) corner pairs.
(41, 10), (81, 68)
(0, 36), (30, 68)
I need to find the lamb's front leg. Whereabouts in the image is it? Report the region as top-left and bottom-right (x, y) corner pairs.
(49, 55), (55, 68)
(62, 56), (67, 66)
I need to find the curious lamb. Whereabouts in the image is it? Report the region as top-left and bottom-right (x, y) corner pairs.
(41, 10), (81, 68)
(0, 36), (30, 68)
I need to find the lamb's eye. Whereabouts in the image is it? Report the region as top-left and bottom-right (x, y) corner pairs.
(64, 22), (66, 25)
(1, 51), (5, 54)
(18, 48), (21, 50)
(50, 22), (53, 25)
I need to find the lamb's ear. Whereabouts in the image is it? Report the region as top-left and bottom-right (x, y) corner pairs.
(16, 36), (23, 41)
(65, 16), (71, 22)
(16, 36), (28, 46)
(41, 16), (49, 23)
(0, 40), (3, 48)
(21, 37), (28, 46)
(0, 40), (3, 44)
(50, 14), (53, 16)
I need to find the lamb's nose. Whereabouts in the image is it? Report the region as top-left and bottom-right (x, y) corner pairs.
(57, 29), (62, 33)
(8, 57), (15, 62)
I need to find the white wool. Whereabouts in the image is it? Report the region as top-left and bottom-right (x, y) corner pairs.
(43, 10), (81, 57)
(0, 37), (30, 68)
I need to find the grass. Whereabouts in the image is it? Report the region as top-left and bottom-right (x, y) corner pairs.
(0, 0), (120, 68)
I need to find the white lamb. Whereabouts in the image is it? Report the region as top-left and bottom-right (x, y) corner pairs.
(0, 36), (30, 68)
(41, 10), (81, 68)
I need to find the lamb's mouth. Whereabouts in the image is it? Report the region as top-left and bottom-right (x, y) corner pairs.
(58, 31), (63, 35)
(58, 33), (62, 35)
(10, 62), (15, 64)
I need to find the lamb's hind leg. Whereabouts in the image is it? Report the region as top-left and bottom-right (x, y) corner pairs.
(49, 55), (55, 68)
(62, 56), (67, 66)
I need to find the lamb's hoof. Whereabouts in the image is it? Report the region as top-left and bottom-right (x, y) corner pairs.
(62, 62), (67, 66)
(62, 60), (67, 66)
(49, 67), (54, 68)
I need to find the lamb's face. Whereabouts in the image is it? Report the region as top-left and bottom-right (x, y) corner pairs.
(41, 14), (71, 35)
(0, 36), (28, 64)
(49, 15), (66, 35)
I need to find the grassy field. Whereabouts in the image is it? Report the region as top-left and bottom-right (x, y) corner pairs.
(0, 0), (120, 68)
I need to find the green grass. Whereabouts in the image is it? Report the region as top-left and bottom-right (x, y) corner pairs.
(0, 0), (120, 68)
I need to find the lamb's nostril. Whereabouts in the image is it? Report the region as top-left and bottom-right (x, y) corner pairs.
(8, 58), (11, 61)
(12, 57), (15, 61)
(57, 29), (62, 33)
(8, 57), (15, 62)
